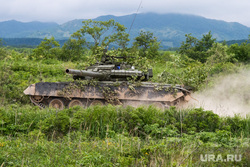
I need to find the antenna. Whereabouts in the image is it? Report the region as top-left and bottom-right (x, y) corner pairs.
(128, 0), (143, 34)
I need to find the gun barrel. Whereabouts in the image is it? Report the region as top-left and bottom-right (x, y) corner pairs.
(66, 69), (106, 78)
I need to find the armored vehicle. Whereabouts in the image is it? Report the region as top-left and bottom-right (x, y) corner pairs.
(24, 55), (191, 110)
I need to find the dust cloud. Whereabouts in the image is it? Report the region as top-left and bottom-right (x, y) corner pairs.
(187, 69), (250, 117)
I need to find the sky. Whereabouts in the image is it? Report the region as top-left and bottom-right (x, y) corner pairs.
(0, 0), (250, 27)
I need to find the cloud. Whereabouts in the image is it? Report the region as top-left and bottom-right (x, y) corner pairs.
(140, 0), (250, 26)
(0, 0), (250, 27)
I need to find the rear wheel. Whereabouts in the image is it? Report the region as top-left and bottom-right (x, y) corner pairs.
(49, 99), (64, 110)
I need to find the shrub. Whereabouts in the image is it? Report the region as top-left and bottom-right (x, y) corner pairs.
(182, 108), (220, 133)
(39, 110), (70, 137)
(225, 115), (245, 137)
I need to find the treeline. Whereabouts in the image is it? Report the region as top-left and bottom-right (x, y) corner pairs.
(178, 31), (250, 63)
(1, 38), (67, 48)
(1, 37), (249, 50)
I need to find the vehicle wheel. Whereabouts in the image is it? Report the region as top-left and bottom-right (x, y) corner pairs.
(90, 100), (103, 106)
(49, 99), (64, 110)
(151, 102), (165, 111)
(30, 95), (44, 103)
(68, 99), (83, 108)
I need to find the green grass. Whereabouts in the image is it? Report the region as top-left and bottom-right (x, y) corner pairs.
(1, 133), (248, 166)
(0, 105), (250, 166)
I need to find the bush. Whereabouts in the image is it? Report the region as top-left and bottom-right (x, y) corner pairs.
(225, 115), (245, 137)
(228, 43), (250, 62)
(178, 32), (216, 63)
(0, 105), (46, 135)
(182, 108), (221, 133)
(39, 110), (70, 137)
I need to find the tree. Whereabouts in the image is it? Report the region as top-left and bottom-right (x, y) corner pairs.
(206, 43), (235, 65)
(71, 19), (130, 56)
(178, 31), (216, 63)
(196, 31), (215, 52)
(0, 38), (3, 47)
(133, 30), (160, 59)
(61, 38), (86, 61)
(0, 39), (7, 60)
(31, 37), (61, 60)
(228, 42), (250, 63)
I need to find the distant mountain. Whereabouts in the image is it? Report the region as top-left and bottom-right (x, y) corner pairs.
(95, 13), (250, 48)
(1, 13), (250, 48)
(0, 20), (58, 38)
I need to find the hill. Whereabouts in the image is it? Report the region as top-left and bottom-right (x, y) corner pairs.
(1, 13), (250, 48)
(0, 20), (58, 38)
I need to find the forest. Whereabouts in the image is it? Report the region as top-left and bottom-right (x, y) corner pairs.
(0, 19), (250, 166)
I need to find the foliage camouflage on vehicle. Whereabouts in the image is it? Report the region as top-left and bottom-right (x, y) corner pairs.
(24, 53), (191, 110)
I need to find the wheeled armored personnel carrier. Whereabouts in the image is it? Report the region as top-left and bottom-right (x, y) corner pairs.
(24, 55), (191, 110)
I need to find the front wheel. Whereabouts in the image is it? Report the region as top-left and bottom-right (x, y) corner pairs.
(30, 95), (44, 103)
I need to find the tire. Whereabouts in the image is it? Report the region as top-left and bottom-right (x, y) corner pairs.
(49, 99), (65, 110)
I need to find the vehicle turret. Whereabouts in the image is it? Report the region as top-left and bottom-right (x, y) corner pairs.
(66, 56), (153, 81)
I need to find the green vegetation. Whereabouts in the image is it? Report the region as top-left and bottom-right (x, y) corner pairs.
(133, 30), (160, 59)
(178, 31), (216, 63)
(0, 20), (250, 166)
(0, 105), (249, 166)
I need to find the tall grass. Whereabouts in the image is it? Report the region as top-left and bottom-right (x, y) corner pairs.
(1, 104), (250, 138)
(0, 105), (250, 166)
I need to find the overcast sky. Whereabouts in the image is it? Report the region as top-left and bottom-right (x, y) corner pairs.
(0, 0), (250, 27)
